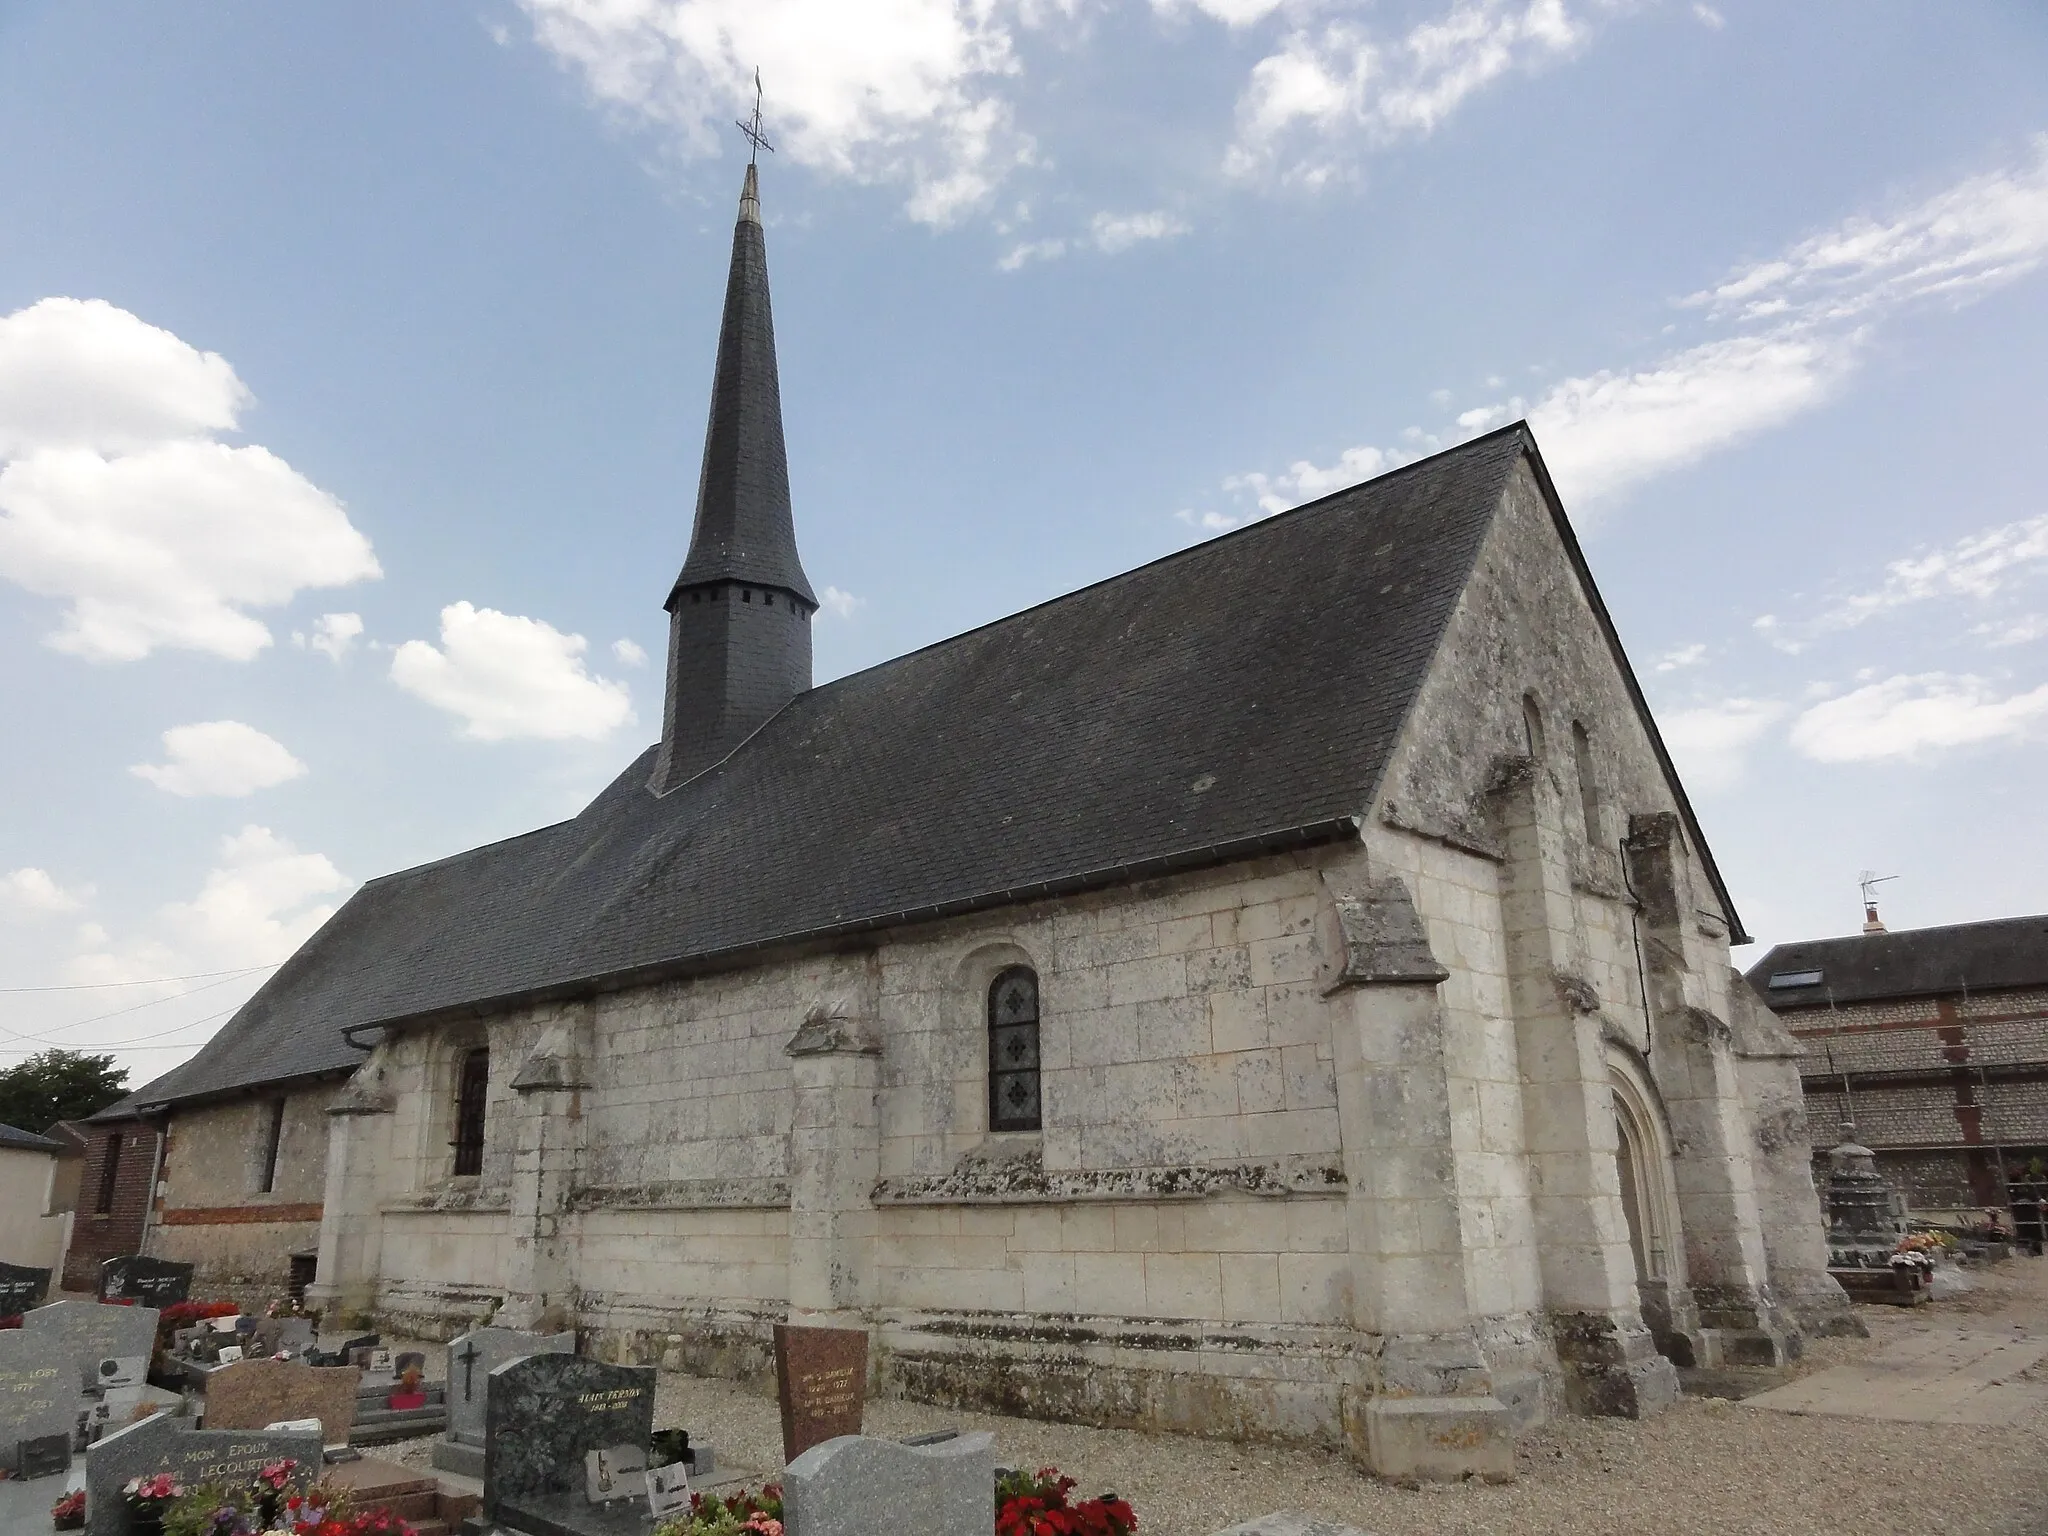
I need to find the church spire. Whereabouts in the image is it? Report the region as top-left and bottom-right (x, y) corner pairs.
(650, 150), (817, 795)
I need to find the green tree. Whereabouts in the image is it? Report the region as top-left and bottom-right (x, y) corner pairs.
(0, 1049), (128, 1135)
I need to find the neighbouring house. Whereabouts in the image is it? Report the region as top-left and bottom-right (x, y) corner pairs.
(1747, 911), (2048, 1216)
(0, 1121), (75, 1280)
(97, 159), (1848, 1481)
(59, 1113), (162, 1291)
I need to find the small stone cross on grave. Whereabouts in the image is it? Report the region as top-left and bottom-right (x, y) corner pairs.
(456, 1337), (483, 1404)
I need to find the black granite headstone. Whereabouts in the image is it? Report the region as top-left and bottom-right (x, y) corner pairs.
(95, 1256), (192, 1307)
(0, 1261), (51, 1313)
(18, 1432), (69, 1480)
(482, 1354), (655, 1527)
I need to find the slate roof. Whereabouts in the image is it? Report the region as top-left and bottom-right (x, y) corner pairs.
(0, 1121), (62, 1151)
(670, 163), (814, 607)
(115, 424), (1740, 1114)
(1748, 915), (2048, 1010)
(1794, 1017), (2048, 1079)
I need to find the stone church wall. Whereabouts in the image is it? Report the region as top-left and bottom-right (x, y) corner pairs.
(303, 454), (1836, 1451)
(147, 1084), (337, 1308)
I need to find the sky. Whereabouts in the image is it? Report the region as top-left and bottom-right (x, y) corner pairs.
(1, 0), (2045, 1090)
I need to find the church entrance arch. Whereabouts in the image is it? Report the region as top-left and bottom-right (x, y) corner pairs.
(1607, 1050), (1686, 1354)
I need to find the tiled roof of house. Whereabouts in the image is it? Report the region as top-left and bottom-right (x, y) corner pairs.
(1748, 914), (2048, 1010)
(0, 1121), (62, 1151)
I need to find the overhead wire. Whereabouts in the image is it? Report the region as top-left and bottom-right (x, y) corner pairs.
(0, 969), (267, 1046)
(0, 963), (279, 995)
(0, 1006), (239, 1056)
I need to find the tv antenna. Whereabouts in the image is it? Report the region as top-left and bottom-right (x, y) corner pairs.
(1858, 870), (1898, 907)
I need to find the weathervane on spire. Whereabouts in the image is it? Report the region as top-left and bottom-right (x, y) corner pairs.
(736, 69), (774, 165)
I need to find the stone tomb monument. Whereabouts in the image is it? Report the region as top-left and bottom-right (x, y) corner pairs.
(782, 1432), (994, 1536)
(97, 1255), (193, 1307)
(773, 1324), (867, 1463)
(251, 1315), (317, 1357)
(24, 1299), (161, 1392)
(0, 1260), (52, 1314)
(0, 1331), (75, 1478)
(432, 1325), (573, 1478)
(85, 1410), (322, 1536)
(204, 1358), (361, 1444)
(483, 1353), (655, 1533)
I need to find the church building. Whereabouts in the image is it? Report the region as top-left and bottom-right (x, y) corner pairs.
(98, 160), (1850, 1481)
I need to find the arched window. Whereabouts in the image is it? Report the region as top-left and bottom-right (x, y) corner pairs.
(987, 967), (1042, 1133)
(1521, 693), (1546, 758)
(452, 1047), (490, 1177)
(1572, 720), (1601, 846)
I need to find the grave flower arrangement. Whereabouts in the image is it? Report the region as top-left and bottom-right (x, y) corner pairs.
(161, 1473), (410, 1536)
(386, 1363), (427, 1411)
(126, 1473), (188, 1536)
(50, 1488), (87, 1530)
(651, 1481), (783, 1536)
(995, 1467), (1138, 1536)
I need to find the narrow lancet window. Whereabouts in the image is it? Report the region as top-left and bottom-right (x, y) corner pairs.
(1572, 720), (1601, 845)
(258, 1098), (287, 1193)
(988, 967), (1042, 1133)
(452, 1047), (489, 1176)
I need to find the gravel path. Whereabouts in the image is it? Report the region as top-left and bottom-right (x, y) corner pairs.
(381, 1259), (2048, 1536)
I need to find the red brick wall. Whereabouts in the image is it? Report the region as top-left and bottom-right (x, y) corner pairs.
(60, 1122), (161, 1291)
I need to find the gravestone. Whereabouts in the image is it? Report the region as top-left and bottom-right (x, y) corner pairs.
(204, 1359), (360, 1444)
(84, 1409), (321, 1536)
(774, 1323), (868, 1463)
(431, 1325), (573, 1477)
(783, 1432), (994, 1536)
(96, 1256), (192, 1307)
(0, 1260), (51, 1313)
(0, 1331), (75, 1477)
(252, 1316), (316, 1356)
(24, 1300), (161, 1392)
(482, 1353), (654, 1526)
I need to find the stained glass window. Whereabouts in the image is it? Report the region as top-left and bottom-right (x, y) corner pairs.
(988, 966), (1042, 1133)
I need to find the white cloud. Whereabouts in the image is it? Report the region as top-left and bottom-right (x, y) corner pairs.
(1812, 515), (2048, 631)
(819, 585), (863, 619)
(68, 825), (350, 983)
(1226, 140), (2048, 515)
(1175, 508), (1241, 533)
(1526, 331), (1845, 505)
(999, 237), (1068, 271)
(1652, 643), (1707, 672)
(130, 721), (309, 798)
(302, 611), (364, 662)
(612, 637), (650, 666)
(391, 601), (635, 742)
(1691, 3), (1723, 27)
(0, 868), (90, 918)
(1224, 1), (1608, 181)
(518, 0), (1032, 226)
(1656, 697), (1785, 793)
(1978, 614), (2048, 648)
(1687, 136), (2048, 325)
(0, 299), (381, 662)
(1789, 673), (2048, 763)
(1153, 0), (1287, 25)
(0, 297), (248, 459)
(1090, 210), (1190, 253)
(1225, 444), (1393, 516)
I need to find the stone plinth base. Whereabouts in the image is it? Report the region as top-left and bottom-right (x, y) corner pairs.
(432, 1436), (485, 1478)
(1359, 1395), (1516, 1483)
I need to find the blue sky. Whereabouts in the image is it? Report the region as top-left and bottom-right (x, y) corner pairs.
(2, 0), (2045, 1086)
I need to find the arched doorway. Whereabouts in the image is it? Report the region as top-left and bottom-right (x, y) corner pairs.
(1609, 1057), (1687, 1359)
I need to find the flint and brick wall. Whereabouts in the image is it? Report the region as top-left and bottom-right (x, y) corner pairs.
(61, 1122), (159, 1291)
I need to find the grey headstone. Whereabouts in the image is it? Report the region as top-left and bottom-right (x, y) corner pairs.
(24, 1300), (161, 1392)
(85, 1409), (320, 1536)
(0, 1260), (52, 1313)
(1207, 1520), (1373, 1536)
(442, 1326), (573, 1447)
(784, 1432), (995, 1536)
(482, 1353), (653, 1524)
(96, 1256), (192, 1307)
(0, 1332), (75, 1473)
(252, 1316), (316, 1356)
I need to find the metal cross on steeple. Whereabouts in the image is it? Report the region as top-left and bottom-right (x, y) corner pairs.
(736, 69), (774, 164)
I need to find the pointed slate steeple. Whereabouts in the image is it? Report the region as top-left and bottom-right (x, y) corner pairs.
(650, 162), (818, 794)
